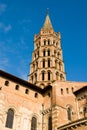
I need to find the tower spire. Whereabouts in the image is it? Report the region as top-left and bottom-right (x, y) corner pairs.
(42, 11), (53, 31)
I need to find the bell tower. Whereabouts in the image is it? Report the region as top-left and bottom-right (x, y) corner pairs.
(28, 13), (66, 88)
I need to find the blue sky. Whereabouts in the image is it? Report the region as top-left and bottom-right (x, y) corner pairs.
(0, 0), (87, 82)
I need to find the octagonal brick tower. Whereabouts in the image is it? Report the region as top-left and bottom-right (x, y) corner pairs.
(28, 13), (66, 88)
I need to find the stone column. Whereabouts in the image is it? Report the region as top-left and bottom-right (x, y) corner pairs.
(52, 105), (59, 130)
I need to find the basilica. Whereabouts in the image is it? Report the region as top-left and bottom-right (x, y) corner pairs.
(0, 13), (87, 130)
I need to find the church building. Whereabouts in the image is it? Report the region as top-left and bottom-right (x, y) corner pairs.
(0, 13), (87, 130)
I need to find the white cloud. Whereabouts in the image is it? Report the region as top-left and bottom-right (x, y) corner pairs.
(0, 22), (12, 33)
(19, 19), (31, 24)
(17, 68), (28, 80)
(21, 73), (28, 81)
(0, 3), (7, 14)
(0, 57), (9, 68)
(4, 25), (12, 32)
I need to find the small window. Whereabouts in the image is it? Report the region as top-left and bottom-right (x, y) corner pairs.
(71, 87), (74, 93)
(15, 85), (19, 90)
(25, 89), (29, 94)
(66, 88), (69, 94)
(35, 73), (37, 82)
(55, 60), (57, 68)
(54, 50), (56, 56)
(48, 59), (50, 67)
(59, 62), (62, 71)
(48, 92), (50, 97)
(61, 88), (63, 95)
(5, 81), (9, 86)
(35, 93), (38, 98)
(56, 42), (58, 46)
(42, 71), (45, 80)
(53, 40), (55, 45)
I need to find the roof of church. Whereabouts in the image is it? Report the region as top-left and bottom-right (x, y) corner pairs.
(42, 13), (53, 31)
(0, 70), (52, 95)
(74, 85), (87, 96)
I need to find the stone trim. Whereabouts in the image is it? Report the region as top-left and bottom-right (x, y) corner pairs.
(57, 117), (87, 130)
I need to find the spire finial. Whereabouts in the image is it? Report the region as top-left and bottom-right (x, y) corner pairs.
(46, 8), (49, 15)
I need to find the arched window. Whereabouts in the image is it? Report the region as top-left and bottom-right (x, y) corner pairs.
(56, 72), (59, 80)
(48, 59), (50, 67)
(67, 107), (72, 120)
(59, 62), (62, 71)
(44, 40), (46, 45)
(31, 117), (37, 130)
(53, 40), (55, 45)
(5, 108), (14, 129)
(48, 116), (52, 130)
(35, 53), (36, 59)
(60, 74), (63, 81)
(43, 59), (45, 68)
(56, 42), (58, 47)
(42, 71), (45, 80)
(5, 80), (9, 86)
(48, 49), (50, 56)
(33, 64), (35, 71)
(43, 50), (46, 56)
(36, 62), (38, 69)
(55, 60), (57, 68)
(48, 39), (50, 45)
(58, 52), (60, 58)
(54, 50), (56, 56)
(48, 71), (51, 80)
